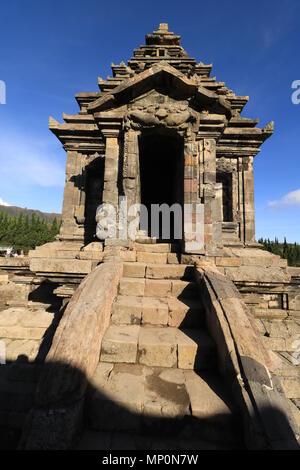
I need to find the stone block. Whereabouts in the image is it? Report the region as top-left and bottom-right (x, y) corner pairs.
(225, 266), (290, 283)
(171, 280), (198, 299)
(142, 298), (168, 325)
(242, 293), (261, 305)
(100, 325), (139, 364)
(79, 251), (104, 261)
(290, 295), (300, 311)
(176, 329), (216, 370)
(144, 279), (171, 297)
(215, 257), (242, 267)
(0, 273), (9, 284)
(167, 253), (180, 264)
(19, 310), (54, 329)
(268, 300), (281, 309)
(0, 258), (29, 269)
(0, 308), (21, 327)
(138, 327), (177, 368)
(176, 330), (198, 370)
(263, 336), (286, 351)
(89, 363), (144, 432)
(137, 252), (167, 264)
(255, 309), (288, 320)
(105, 239), (130, 248)
(146, 264), (193, 280)
(83, 242), (103, 252)
(90, 362), (114, 390)
(0, 324), (47, 340)
(111, 296), (142, 325)
(5, 339), (41, 362)
(134, 243), (172, 253)
(119, 278), (145, 296)
(143, 368), (190, 419)
(30, 258), (93, 275)
(123, 262), (146, 278)
(281, 377), (300, 399)
(120, 251), (137, 262)
(184, 370), (232, 420)
(167, 298), (189, 327)
(54, 249), (81, 259)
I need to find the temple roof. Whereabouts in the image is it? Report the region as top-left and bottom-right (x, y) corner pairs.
(95, 24), (249, 113)
(128, 23), (198, 76)
(145, 23), (181, 46)
(49, 24), (274, 155)
(88, 63), (231, 118)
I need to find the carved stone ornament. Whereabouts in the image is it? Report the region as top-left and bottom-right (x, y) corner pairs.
(217, 157), (236, 173)
(125, 103), (199, 132)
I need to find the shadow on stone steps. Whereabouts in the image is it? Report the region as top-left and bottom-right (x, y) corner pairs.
(0, 355), (298, 450)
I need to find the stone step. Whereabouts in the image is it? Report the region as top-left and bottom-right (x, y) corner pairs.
(87, 363), (240, 446)
(0, 307), (55, 342)
(119, 278), (199, 299)
(5, 301), (59, 312)
(136, 252), (168, 264)
(133, 243), (178, 254)
(100, 325), (216, 370)
(111, 295), (205, 328)
(121, 251), (181, 264)
(123, 262), (194, 280)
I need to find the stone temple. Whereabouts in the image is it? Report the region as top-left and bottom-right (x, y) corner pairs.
(0, 24), (299, 450)
(49, 23), (273, 252)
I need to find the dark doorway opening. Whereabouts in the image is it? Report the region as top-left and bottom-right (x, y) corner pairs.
(216, 172), (233, 222)
(84, 157), (104, 244)
(139, 132), (184, 241)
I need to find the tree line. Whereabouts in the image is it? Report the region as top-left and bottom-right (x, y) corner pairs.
(0, 211), (61, 254)
(258, 237), (300, 267)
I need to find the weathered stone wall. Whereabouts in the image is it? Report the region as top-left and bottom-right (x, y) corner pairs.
(60, 151), (86, 242)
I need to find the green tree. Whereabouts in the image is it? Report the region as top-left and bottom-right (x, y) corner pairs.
(0, 211), (61, 254)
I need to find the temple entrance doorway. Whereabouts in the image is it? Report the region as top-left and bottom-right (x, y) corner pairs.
(138, 132), (184, 242)
(84, 158), (104, 244)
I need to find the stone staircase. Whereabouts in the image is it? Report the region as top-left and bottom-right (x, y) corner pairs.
(78, 243), (243, 450)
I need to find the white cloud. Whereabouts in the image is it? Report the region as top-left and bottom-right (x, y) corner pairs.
(0, 129), (65, 189)
(0, 197), (10, 206)
(269, 189), (300, 209)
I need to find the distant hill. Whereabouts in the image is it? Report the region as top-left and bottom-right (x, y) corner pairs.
(0, 205), (62, 222)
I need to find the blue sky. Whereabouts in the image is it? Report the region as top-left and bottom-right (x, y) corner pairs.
(0, 0), (299, 241)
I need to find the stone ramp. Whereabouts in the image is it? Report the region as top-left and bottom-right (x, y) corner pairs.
(83, 363), (241, 449)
